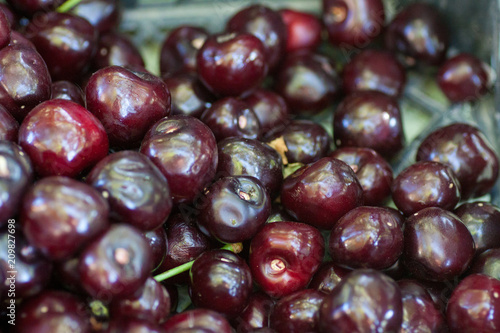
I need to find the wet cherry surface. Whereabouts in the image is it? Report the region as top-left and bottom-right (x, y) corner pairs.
(242, 88), (289, 136)
(280, 8), (322, 53)
(106, 318), (165, 333)
(232, 291), (275, 332)
(162, 308), (233, 333)
(0, 104), (18, 142)
(92, 31), (145, 71)
(50, 80), (85, 106)
(69, 0), (121, 33)
(308, 261), (351, 294)
(164, 73), (214, 118)
(143, 227), (167, 273)
(468, 248), (500, 281)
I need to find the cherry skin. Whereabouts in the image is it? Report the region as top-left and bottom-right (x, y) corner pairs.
(92, 31), (145, 71)
(162, 308), (233, 333)
(416, 123), (499, 199)
(329, 206), (404, 270)
(140, 115), (218, 205)
(342, 49), (406, 97)
(86, 150), (173, 231)
(69, 0), (121, 34)
(468, 248), (500, 281)
(437, 53), (490, 103)
(0, 3), (16, 29)
(143, 227), (167, 273)
(333, 91), (405, 159)
(385, 2), (449, 66)
(25, 12), (97, 81)
(308, 261), (351, 294)
(18, 99), (109, 178)
(249, 221), (325, 298)
(281, 157), (363, 230)
(329, 147), (393, 206)
(189, 249), (253, 319)
(106, 318), (165, 333)
(50, 80), (85, 106)
(0, 44), (51, 121)
(164, 73), (214, 118)
(21, 176), (109, 261)
(403, 207), (475, 281)
(231, 291), (275, 332)
(322, 0), (385, 47)
(447, 274), (500, 332)
(318, 269), (402, 333)
(280, 8), (322, 52)
(86, 65), (171, 149)
(0, 9), (10, 50)
(5, 0), (62, 16)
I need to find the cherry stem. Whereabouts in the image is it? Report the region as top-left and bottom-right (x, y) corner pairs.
(153, 242), (243, 283)
(56, 0), (83, 13)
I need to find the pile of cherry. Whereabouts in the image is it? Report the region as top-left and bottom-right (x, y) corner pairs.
(0, 0), (499, 331)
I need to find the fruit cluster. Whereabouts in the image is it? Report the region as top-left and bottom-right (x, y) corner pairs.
(0, 0), (499, 332)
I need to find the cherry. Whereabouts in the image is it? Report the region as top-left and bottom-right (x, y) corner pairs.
(200, 97), (261, 141)
(232, 291), (275, 332)
(53, 256), (85, 295)
(160, 25), (209, 77)
(5, 0), (62, 16)
(50, 80), (85, 106)
(164, 73), (214, 118)
(226, 4), (286, 71)
(21, 176), (109, 261)
(447, 274), (500, 332)
(318, 269), (402, 333)
(280, 8), (322, 52)
(162, 308), (233, 333)
(249, 221), (325, 298)
(416, 123), (499, 199)
(86, 150), (172, 231)
(189, 249), (252, 318)
(0, 3), (16, 29)
(140, 115), (218, 205)
(197, 32), (268, 97)
(92, 31), (145, 71)
(78, 224), (153, 301)
(329, 206), (404, 270)
(308, 261), (351, 294)
(322, 0), (385, 47)
(281, 157), (363, 230)
(143, 227), (167, 273)
(333, 91), (405, 159)
(468, 248), (500, 280)
(69, 0), (121, 34)
(25, 12), (97, 82)
(329, 147), (393, 206)
(403, 207), (475, 281)
(437, 53), (490, 103)
(107, 318), (165, 333)
(274, 51), (340, 115)
(0, 10), (10, 50)
(85, 66), (171, 148)
(8, 31), (35, 49)
(242, 88), (289, 136)
(385, 2), (449, 66)
(342, 49), (406, 97)
(18, 99), (109, 178)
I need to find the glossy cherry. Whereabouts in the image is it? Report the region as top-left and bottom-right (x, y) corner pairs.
(0, 10), (10, 50)
(308, 261), (351, 294)
(50, 80), (85, 106)
(232, 291), (275, 332)
(403, 207), (475, 281)
(281, 157), (363, 230)
(5, 0), (62, 16)
(69, 0), (121, 33)
(0, 3), (16, 29)
(468, 248), (500, 280)
(86, 66), (171, 148)
(280, 8), (322, 52)
(333, 91), (405, 159)
(143, 227), (167, 272)
(249, 221), (325, 298)
(164, 73), (214, 118)
(107, 318), (165, 333)
(18, 99), (109, 178)
(92, 31), (145, 71)
(416, 123), (499, 199)
(140, 115), (218, 204)
(162, 308), (233, 333)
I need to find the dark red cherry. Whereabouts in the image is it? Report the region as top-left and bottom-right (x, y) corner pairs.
(197, 32), (267, 97)
(447, 274), (500, 332)
(217, 137), (283, 199)
(52, 256), (85, 295)
(0, 10), (10, 50)
(318, 269), (402, 332)
(437, 53), (490, 103)
(0, 44), (51, 121)
(86, 151), (172, 231)
(189, 249), (252, 318)
(266, 119), (332, 165)
(160, 25), (208, 77)
(232, 292), (275, 332)
(454, 202), (500, 254)
(270, 289), (324, 333)
(143, 227), (167, 273)
(5, 0), (62, 16)
(280, 9), (322, 52)
(25, 12), (97, 81)
(329, 206), (404, 270)
(162, 308), (233, 333)
(69, 0), (121, 33)
(140, 115), (218, 205)
(8, 30), (35, 48)
(107, 318), (165, 333)
(242, 88), (289, 136)
(281, 157), (363, 230)
(201, 97), (260, 141)
(274, 51), (340, 115)
(342, 49), (406, 97)
(164, 73), (214, 118)
(403, 207), (475, 281)
(308, 261), (351, 294)
(86, 66), (171, 149)
(0, 3), (17, 29)
(21, 176), (109, 260)
(16, 290), (90, 333)
(416, 123), (499, 199)
(92, 31), (145, 71)
(385, 2), (449, 66)
(226, 4), (286, 71)
(249, 221), (325, 298)
(329, 147), (393, 206)
(50, 80), (85, 106)
(468, 248), (500, 280)
(322, 0), (385, 47)
(18, 99), (109, 178)
(333, 91), (405, 159)
(392, 161), (461, 216)
(78, 224), (153, 301)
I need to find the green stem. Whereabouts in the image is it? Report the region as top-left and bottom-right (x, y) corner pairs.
(56, 0), (83, 13)
(153, 242), (242, 283)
